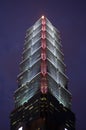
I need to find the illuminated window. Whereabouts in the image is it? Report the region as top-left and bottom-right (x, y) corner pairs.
(41, 52), (46, 60)
(42, 25), (46, 31)
(18, 126), (23, 130)
(41, 62), (47, 75)
(42, 32), (46, 39)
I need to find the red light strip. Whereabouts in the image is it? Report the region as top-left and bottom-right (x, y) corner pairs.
(41, 17), (48, 94)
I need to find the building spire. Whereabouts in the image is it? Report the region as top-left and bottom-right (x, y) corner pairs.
(10, 16), (75, 130)
(41, 15), (45, 19)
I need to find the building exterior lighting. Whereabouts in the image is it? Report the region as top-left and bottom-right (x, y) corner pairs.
(10, 16), (75, 130)
(41, 15), (45, 19)
(18, 126), (23, 130)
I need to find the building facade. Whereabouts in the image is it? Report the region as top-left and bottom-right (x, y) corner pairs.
(10, 16), (75, 130)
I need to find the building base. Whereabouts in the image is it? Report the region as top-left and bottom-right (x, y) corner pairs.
(10, 92), (75, 130)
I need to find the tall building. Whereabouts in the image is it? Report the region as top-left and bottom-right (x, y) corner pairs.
(10, 16), (75, 130)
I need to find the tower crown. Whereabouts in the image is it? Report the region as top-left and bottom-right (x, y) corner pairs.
(14, 16), (71, 109)
(10, 16), (75, 130)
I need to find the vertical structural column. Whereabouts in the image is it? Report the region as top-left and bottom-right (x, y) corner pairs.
(41, 16), (48, 94)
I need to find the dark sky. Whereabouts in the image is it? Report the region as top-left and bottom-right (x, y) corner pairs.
(0, 0), (86, 130)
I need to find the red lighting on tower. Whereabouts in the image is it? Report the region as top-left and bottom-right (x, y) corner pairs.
(41, 16), (47, 94)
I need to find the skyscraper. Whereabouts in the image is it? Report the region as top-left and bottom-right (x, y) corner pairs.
(10, 16), (75, 130)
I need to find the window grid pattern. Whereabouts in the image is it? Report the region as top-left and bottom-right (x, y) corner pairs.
(15, 16), (71, 109)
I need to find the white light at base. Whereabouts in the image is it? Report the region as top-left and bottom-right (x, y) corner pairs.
(18, 126), (23, 130)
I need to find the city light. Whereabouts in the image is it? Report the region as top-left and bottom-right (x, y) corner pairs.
(18, 126), (23, 130)
(41, 15), (44, 19)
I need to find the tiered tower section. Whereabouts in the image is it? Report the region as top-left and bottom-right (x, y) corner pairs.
(10, 16), (75, 130)
(15, 16), (71, 108)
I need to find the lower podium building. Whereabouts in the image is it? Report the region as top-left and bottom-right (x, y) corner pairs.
(10, 16), (75, 130)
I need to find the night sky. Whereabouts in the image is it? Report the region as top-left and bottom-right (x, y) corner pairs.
(0, 0), (86, 130)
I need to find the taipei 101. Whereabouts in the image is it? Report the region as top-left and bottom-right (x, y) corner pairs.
(10, 16), (75, 130)
(0, 1), (86, 130)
